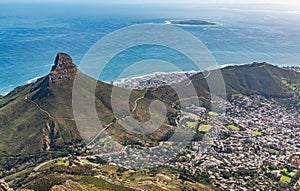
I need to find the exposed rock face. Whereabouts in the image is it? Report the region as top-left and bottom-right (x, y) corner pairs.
(49, 53), (77, 83)
(40, 121), (60, 151)
(0, 179), (13, 191)
(51, 180), (87, 191)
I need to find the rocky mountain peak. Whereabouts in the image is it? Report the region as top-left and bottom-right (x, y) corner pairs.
(49, 53), (77, 83)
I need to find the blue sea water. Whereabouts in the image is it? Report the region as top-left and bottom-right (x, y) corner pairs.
(1, 3), (300, 95)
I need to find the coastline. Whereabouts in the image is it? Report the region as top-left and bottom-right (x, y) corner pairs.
(110, 70), (198, 82)
(112, 70), (199, 89)
(0, 76), (44, 96)
(1, 62), (293, 96)
(26, 76), (43, 84)
(110, 63), (246, 89)
(0, 92), (9, 96)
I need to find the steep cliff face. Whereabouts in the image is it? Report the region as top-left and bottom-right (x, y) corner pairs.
(49, 53), (77, 83)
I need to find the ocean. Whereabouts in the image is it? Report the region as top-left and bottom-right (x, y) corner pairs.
(1, 3), (300, 95)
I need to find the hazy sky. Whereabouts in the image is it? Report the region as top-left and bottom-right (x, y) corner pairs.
(0, 0), (299, 5)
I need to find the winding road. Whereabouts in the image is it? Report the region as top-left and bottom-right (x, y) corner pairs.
(87, 95), (145, 146)
(132, 96), (144, 113)
(25, 97), (96, 121)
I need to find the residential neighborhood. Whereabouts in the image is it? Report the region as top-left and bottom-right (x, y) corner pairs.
(102, 74), (300, 190)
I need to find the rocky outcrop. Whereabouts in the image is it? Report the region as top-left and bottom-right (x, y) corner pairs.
(41, 125), (51, 151)
(49, 53), (77, 83)
(40, 121), (61, 151)
(51, 180), (86, 191)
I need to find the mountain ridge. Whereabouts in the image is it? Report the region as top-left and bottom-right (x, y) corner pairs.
(0, 53), (299, 157)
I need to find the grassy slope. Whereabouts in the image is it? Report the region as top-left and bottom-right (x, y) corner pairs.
(151, 63), (300, 112)
(12, 160), (213, 191)
(190, 63), (300, 99)
(0, 72), (176, 155)
(0, 79), (51, 155)
(0, 62), (299, 156)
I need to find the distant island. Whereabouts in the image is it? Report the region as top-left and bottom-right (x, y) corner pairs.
(165, 20), (216, 26)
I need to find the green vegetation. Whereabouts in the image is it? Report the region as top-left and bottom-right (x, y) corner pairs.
(56, 159), (69, 166)
(208, 111), (218, 116)
(281, 78), (298, 91)
(81, 176), (133, 191)
(38, 161), (56, 171)
(266, 148), (280, 155)
(228, 125), (240, 131)
(110, 135), (116, 141)
(0, 61), (174, 155)
(280, 175), (292, 183)
(198, 125), (212, 133)
(251, 130), (262, 136)
(187, 121), (198, 128)
(6, 158), (213, 191)
(273, 149), (280, 155)
(281, 168), (288, 174)
(188, 62), (300, 99)
(1, 55), (300, 191)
